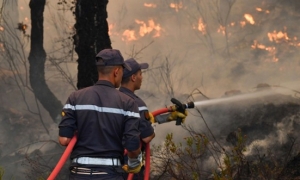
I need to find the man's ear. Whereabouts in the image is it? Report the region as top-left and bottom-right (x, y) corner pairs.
(131, 74), (136, 82)
(113, 67), (120, 77)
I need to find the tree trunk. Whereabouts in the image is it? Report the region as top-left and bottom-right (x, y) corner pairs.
(28, 0), (63, 123)
(73, 0), (112, 89)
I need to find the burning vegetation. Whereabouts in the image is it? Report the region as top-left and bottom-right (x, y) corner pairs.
(1, 0), (300, 179)
(151, 85), (300, 179)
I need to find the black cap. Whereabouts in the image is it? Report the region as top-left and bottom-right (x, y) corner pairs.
(122, 58), (149, 79)
(95, 49), (131, 71)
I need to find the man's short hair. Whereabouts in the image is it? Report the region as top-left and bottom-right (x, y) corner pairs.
(97, 65), (115, 75)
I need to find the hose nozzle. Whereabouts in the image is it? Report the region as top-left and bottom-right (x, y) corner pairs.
(184, 101), (195, 109)
(170, 98), (195, 125)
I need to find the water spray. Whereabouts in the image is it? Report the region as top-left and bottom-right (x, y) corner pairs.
(193, 89), (280, 108)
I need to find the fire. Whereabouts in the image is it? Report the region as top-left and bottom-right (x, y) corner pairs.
(122, 30), (137, 41)
(251, 40), (265, 49)
(217, 25), (226, 35)
(240, 21), (246, 28)
(256, 7), (270, 13)
(108, 23), (114, 36)
(266, 29), (300, 46)
(256, 7), (262, 12)
(251, 28), (300, 63)
(170, 2), (183, 12)
(267, 30), (289, 43)
(244, 14), (255, 25)
(144, 3), (157, 8)
(251, 40), (278, 62)
(135, 19), (161, 37)
(196, 18), (206, 35)
(120, 19), (162, 42)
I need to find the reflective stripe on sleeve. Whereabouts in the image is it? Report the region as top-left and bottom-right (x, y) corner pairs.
(138, 106), (148, 111)
(63, 104), (140, 118)
(63, 104), (75, 110)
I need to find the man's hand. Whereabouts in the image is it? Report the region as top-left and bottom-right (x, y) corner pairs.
(122, 163), (142, 174)
(167, 105), (188, 123)
(58, 136), (71, 146)
(149, 112), (155, 124)
(122, 152), (143, 174)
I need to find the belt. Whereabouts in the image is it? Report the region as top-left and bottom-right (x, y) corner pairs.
(72, 157), (121, 166)
(71, 167), (108, 175)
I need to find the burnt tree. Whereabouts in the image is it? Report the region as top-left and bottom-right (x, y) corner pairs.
(73, 0), (112, 89)
(28, 0), (62, 123)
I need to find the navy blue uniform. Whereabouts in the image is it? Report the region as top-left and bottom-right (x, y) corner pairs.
(119, 87), (154, 180)
(119, 87), (154, 139)
(59, 80), (141, 179)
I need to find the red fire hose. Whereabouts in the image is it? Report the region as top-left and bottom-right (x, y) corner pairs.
(47, 134), (77, 180)
(135, 108), (169, 180)
(47, 107), (170, 180)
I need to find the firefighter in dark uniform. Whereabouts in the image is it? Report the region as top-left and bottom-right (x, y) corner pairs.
(58, 49), (143, 180)
(120, 58), (188, 179)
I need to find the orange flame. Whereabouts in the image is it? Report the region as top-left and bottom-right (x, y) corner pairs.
(251, 40), (278, 62)
(251, 40), (266, 49)
(256, 7), (270, 13)
(240, 21), (246, 28)
(121, 19), (162, 42)
(267, 29), (300, 47)
(217, 25), (226, 35)
(195, 18), (206, 35)
(135, 19), (161, 37)
(170, 2), (183, 12)
(122, 30), (137, 41)
(256, 7), (262, 12)
(108, 24), (114, 36)
(144, 3), (157, 8)
(251, 27), (300, 63)
(244, 14), (255, 25)
(267, 30), (289, 43)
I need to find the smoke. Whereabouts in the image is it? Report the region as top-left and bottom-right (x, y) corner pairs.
(104, 1), (300, 152)
(108, 0), (300, 98)
(1, 0), (300, 179)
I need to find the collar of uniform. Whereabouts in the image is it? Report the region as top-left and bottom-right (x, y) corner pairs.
(95, 80), (115, 88)
(119, 87), (138, 98)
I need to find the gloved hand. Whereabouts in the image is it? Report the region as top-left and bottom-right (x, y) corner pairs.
(167, 105), (188, 123)
(149, 112), (155, 124)
(122, 152), (143, 174)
